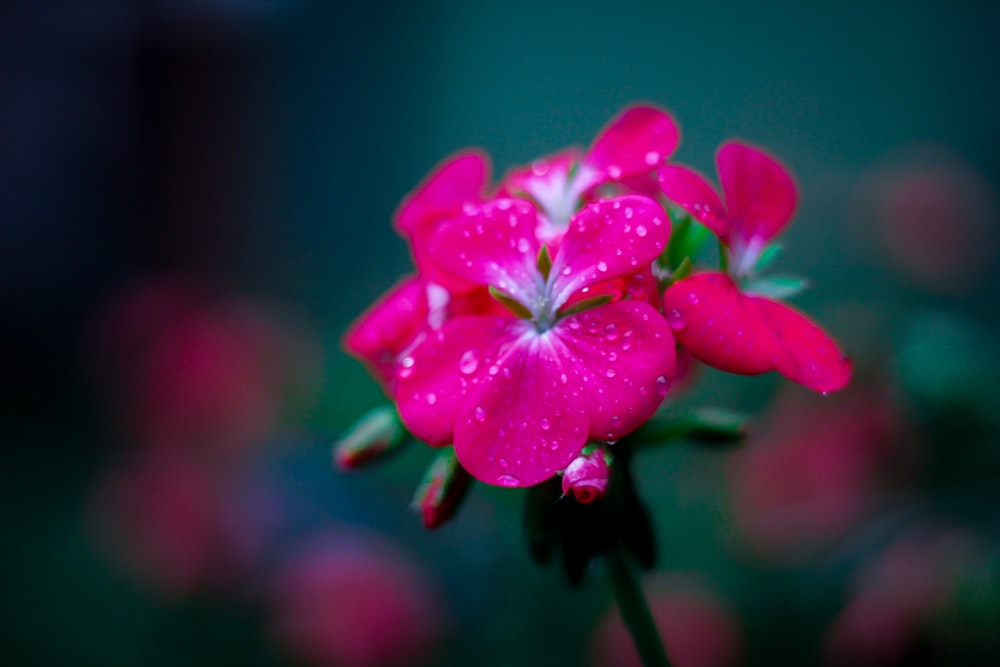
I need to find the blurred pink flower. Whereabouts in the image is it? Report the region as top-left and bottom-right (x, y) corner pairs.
(86, 446), (274, 598)
(728, 386), (913, 563)
(856, 145), (998, 294)
(93, 276), (316, 463)
(591, 575), (743, 667)
(269, 532), (446, 667)
(825, 530), (979, 666)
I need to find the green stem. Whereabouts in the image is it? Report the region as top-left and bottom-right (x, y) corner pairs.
(607, 549), (673, 667)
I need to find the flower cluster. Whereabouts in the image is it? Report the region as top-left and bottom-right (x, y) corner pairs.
(342, 105), (850, 519)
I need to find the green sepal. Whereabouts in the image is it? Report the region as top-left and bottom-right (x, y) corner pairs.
(537, 245), (553, 281)
(558, 294), (613, 318)
(744, 275), (810, 300)
(635, 407), (749, 446)
(754, 242), (784, 272)
(489, 285), (533, 319)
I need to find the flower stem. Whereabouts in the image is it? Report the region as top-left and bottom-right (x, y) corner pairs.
(607, 549), (673, 667)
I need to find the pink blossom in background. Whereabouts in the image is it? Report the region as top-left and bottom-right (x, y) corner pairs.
(395, 195), (675, 486)
(85, 447), (273, 598)
(659, 142), (851, 393)
(502, 105), (679, 241)
(728, 386), (914, 563)
(269, 532), (446, 667)
(93, 276), (316, 464)
(859, 146), (998, 294)
(825, 530), (980, 666)
(591, 575), (744, 667)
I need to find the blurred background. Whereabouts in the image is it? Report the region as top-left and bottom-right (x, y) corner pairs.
(2, 1), (999, 666)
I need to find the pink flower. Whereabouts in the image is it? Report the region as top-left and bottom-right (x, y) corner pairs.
(502, 106), (679, 241)
(395, 195), (676, 487)
(269, 532), (445, 667)
(658, 142), (850, 393)
(561, 447), (611, 503)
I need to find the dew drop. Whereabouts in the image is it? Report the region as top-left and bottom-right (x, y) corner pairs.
(517, 237), (530, 253)
(540, 418), (551, 431)
(560, 373), (568, 384)
(667, 309), (686, 331)
(607, 165), (622, 179)
(459, 350), (479, 374)
(426, 393), (437, 405)
(496, 474), (521, 487)
(606, 368), (616, 378)
(499, 457), (509, 468)
(654, 375), (670, 398)
(636, 225), (647, 237)
(488, 364), (499, 375)
(474, 405), (486, 422)
(597, 261), (608, 272)
(644, 150), (660, 166)
(624, 206), (634, 219)
(687, 293), (700, 305)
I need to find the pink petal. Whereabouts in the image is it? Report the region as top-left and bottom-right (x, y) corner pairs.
(550, 195), (670, 308)
(656, 164), (730, 240)
(716, 142), (797, 245)
(454, 331), (589, 487)
(429, 198), (542, 306)
(554, 301), (676, 440)
(662, 272), (783, 375)
(343, 276), (429, 386)
(588, 106), (680, 182)
(395, 151), (490, 234)
(751, 297), (852, 393)
(395, 316), (523, 446)
(662, 272), (851, 392)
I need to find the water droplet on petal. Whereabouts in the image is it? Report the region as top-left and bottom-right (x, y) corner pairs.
(624, 206), (634, 219)
(496, 474), (521, 487)
(474, 406), (486, 422)
(540, 418), (551, 431)
(607, 165), (622, 179)
(606, 368), (616, 378)
(604, 323), (619, 341)
(667, 309), (686, 331)
(560, 373), (568, 384)
(687, 293), (700, 305)
(636, 225), (647, 237)
(517, 237), (530, 253)
(655, 375), (670, 398)
(597, 261), (608, 272)
(644, 150), (660, 166)
(459, 350), (479, 374)
(426, 393), (437, 405)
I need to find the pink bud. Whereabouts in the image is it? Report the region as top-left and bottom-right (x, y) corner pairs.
(562, 447), (611, 503)
(411, 449), (472, 529)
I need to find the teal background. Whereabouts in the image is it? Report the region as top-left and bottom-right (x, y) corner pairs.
(2, 1), (998, 665)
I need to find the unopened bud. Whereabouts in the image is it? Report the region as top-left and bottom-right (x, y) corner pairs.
(333, 405), (408, 470)
(411, 448), (472, 529)
(561, 445), (611, 503)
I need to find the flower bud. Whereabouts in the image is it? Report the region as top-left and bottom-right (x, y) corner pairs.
(411, 448), (472, 529)
(333, 404), (408, 470)
(562, 445), (612, 503)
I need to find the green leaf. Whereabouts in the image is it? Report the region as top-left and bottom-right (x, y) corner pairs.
(743, 275), (810, 300)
